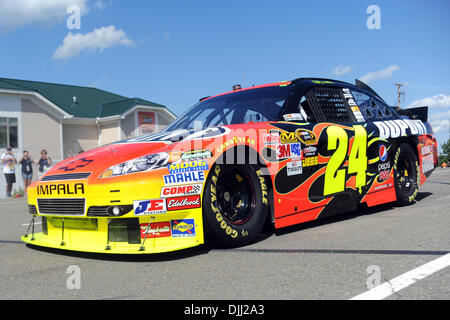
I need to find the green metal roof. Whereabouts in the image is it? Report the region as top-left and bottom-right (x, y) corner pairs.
(0, 77), (171, 119)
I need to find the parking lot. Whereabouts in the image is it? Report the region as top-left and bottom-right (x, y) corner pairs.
(0, 169), (449, 300)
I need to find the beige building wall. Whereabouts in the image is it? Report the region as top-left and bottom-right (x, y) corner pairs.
(63, 124), (99, 157)
(158, 112), (174, 131)
(121, 112), (135, 139)
(100, 120), (120, 145)
(21, 98), (62, 161)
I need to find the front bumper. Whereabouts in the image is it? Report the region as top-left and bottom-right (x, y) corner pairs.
(21, 215), (203, 254)
(22, 175), (205, 254)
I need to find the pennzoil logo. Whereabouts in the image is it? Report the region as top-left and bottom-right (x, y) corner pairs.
(295, 129), (317, 145)
(37, 183), (85, 195)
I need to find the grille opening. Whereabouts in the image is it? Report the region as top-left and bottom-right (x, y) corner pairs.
(40, 173), (91, 182)
(108, 219), (141, 244)
(37, 198), (85, 216)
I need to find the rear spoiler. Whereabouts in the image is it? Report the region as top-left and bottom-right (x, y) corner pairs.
(393, 106), (428, 122)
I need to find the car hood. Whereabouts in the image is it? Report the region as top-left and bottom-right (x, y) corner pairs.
(41, 126), (230, 179)
(42, 141), (172, 179)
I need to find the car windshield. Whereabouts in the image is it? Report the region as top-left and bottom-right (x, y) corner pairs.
(164, 85), (290, 132)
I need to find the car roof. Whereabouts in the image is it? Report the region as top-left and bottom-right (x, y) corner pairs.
(201, 77), (385, 104)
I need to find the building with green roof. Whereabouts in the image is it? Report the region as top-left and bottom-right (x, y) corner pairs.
(0, 77), (177, 193)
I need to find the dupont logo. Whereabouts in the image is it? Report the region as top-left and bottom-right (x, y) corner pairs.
(379, 145), (388, 162)
(166, 195), (201, 211)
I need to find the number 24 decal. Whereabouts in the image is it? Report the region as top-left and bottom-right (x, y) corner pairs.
(323, 125), (367, 196)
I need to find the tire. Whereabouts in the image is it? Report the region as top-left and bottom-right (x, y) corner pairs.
(203, 163), (269, 247)
(393, 143), (420, 205)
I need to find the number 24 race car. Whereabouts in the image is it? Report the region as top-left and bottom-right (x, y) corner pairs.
(22, 78), (438, 254)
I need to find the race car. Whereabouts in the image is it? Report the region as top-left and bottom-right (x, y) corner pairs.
(22, 78), (438, 254)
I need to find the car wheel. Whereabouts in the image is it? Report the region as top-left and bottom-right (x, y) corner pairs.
(203, 163), (269, 247)
(393, 143), (420, 205)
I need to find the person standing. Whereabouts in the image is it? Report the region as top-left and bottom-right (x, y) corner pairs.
(19, 150), (34, 193)
(1, 147), (17, 197)
(38, 149), (52, 177)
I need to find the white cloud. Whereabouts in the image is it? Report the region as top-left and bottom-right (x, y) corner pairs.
(333, 65), (355, 76)
(93, 0), (106, 10)
(359, 65), (400, 83)
(407, 94), (450, 109)
(430, 119), (449, 134)
(53, 25), (134, 60)
(0, 0), (89, 32)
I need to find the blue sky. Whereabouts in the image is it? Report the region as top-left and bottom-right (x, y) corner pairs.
(1, 0), (449, 149)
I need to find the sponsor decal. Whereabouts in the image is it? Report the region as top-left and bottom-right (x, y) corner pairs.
(58, 158), (93, 171)
(171, 219), (196, 237)
(374, 183), (393, 191)
(311, 80), (334, 84)
(379, 144), (388, 162)
(377, 162), (391, 182)
(286, 160), (303, 176)
(262, 133), (281, 145)
(373, 119), (427, 140)
(181, 149), (212, 161)
(140, 222), (171, 238)
(422, 153), (434, 173)
(166, 195), (201, 211)
(378, 170), (390, 182)
(283, 113), (304, 121)
(421, 145), (432, 155)
(303, 145), (317, 157)
(163, 171), (205, 186)
(295, 129), (317, 145)
(160, 184), (203, 198)
(134, 199), (167, 215)
(280, 132), (298, 144)
(342, 89), (365, 122)
(302, 156), (318, 167)
(168, 159), (209, 174)
(216, 136), (256, 153)
(276, 142), (301, 160)
(37, 183), (84, 196)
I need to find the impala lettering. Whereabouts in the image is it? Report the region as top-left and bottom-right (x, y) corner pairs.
(37, 183), (84, 195)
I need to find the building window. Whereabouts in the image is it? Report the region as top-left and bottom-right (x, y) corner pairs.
(0, 117), (18, 148)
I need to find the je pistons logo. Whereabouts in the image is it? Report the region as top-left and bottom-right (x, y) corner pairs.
(58, 158), (94, 172)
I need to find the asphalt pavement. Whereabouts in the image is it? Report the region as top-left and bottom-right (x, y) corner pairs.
(0, 169), (449, 300)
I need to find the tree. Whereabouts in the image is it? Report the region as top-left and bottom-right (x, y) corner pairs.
(439, 138), (450, 164)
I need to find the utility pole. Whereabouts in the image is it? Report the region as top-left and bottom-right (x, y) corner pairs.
(395, 83), (405, 109)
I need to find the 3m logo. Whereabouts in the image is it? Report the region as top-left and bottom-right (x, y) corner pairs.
(276, 143), (301, 160)
(133, 199), (167, 215)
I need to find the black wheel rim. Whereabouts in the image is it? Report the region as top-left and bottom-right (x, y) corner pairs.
(396, 152), (414, 193)
(216, 166), (255, 225)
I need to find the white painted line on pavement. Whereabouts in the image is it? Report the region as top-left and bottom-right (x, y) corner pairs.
(21, 222), (41, 226)
(350, 253), (450, 300)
